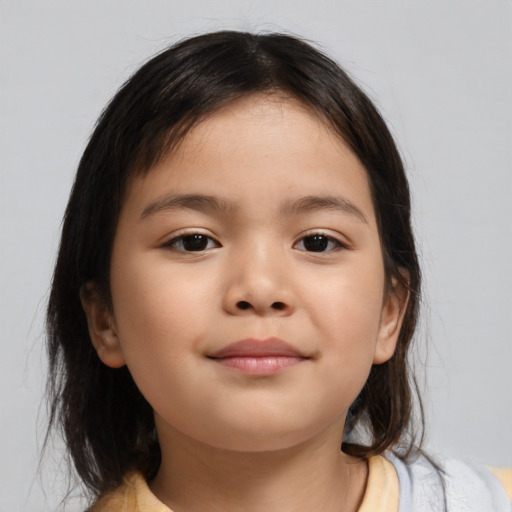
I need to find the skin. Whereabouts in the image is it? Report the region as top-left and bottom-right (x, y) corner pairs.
(82, 95), (407, 512)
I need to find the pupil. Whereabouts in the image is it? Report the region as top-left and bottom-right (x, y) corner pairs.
(304, 235), (328, 252)
(183, 235), (208, 251)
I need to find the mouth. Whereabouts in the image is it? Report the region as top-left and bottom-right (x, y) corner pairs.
(207, 338), (309, 376)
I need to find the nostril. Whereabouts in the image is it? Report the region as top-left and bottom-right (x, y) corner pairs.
(271, 301), (286, 310)
(237, 301), (251, 310)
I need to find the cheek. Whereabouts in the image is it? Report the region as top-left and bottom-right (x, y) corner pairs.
(299, 256), (386, 410)
(305, 260), (385, 354)
(108, 255), (219, 426)
(109, 254), (215, 366)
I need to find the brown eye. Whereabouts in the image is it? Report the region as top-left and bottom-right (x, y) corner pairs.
(295, 234), (342, 253)
(166, 234), (219, 252)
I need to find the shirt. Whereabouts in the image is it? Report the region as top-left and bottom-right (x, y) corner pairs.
(90, 454), (512, 511)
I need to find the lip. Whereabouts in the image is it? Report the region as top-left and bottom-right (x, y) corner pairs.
(208, 338), (308, 376)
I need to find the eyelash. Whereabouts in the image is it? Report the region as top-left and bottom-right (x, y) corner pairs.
(293, 233), (345, 253)
(162, 233), (220, 252)
(162, 232), (346, 253)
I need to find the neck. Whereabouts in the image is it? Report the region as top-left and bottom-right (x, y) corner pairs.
(149, 420), (368, 512)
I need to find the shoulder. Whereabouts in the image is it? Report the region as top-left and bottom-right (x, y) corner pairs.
(386, 452), (512, 512)
(88, 472), (171, 512)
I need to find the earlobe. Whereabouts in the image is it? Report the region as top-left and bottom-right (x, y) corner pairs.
(373, 276), (410, 365)
(80, 282), (126, 368)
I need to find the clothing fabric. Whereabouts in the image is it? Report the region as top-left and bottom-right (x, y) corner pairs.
(90, 454), (512, 512)
(388, 453), (512, 512)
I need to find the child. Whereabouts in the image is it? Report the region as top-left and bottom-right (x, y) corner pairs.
(46, 31), (512, 511)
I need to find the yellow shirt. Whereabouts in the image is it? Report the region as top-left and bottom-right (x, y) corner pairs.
(90, 455), (512, 512)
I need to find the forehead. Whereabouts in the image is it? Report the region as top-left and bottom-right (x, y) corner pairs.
(175, 94), (344, 163)
(122, 95), (376, 225)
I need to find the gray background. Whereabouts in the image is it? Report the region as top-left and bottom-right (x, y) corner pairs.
(1, 1), (510, 510)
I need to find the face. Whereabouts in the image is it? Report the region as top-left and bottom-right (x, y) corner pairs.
(83, 95), (405, 453)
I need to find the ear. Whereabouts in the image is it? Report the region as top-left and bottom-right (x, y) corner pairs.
(373, 274), (410, 365)
(80, 282), (126, 368)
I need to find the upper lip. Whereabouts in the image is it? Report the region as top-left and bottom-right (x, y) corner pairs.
(208, 337), (306, 359)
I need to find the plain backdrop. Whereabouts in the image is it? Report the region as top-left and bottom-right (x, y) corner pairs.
(1, 1), (511, 510)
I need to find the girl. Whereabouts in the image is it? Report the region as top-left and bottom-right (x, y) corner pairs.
(46, 31), (511, 511)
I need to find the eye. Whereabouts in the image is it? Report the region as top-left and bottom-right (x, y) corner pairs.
(294, 234), (343, 253)
(164, 233), (220, 252)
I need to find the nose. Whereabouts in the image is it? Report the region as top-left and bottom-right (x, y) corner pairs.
(222, 244), (295, 317)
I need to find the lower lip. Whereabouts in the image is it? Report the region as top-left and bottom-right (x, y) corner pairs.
(212, 356), (305, 375)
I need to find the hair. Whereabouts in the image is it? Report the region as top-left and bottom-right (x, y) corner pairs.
(46, 30), (423, 501)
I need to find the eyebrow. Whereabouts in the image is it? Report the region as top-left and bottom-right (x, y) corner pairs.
(140, 194), (240, 220)
(140, 193), (367, 224)
(282, 195), (368, 224)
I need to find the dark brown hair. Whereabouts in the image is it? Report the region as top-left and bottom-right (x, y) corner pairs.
(46, 30), (423, 501)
